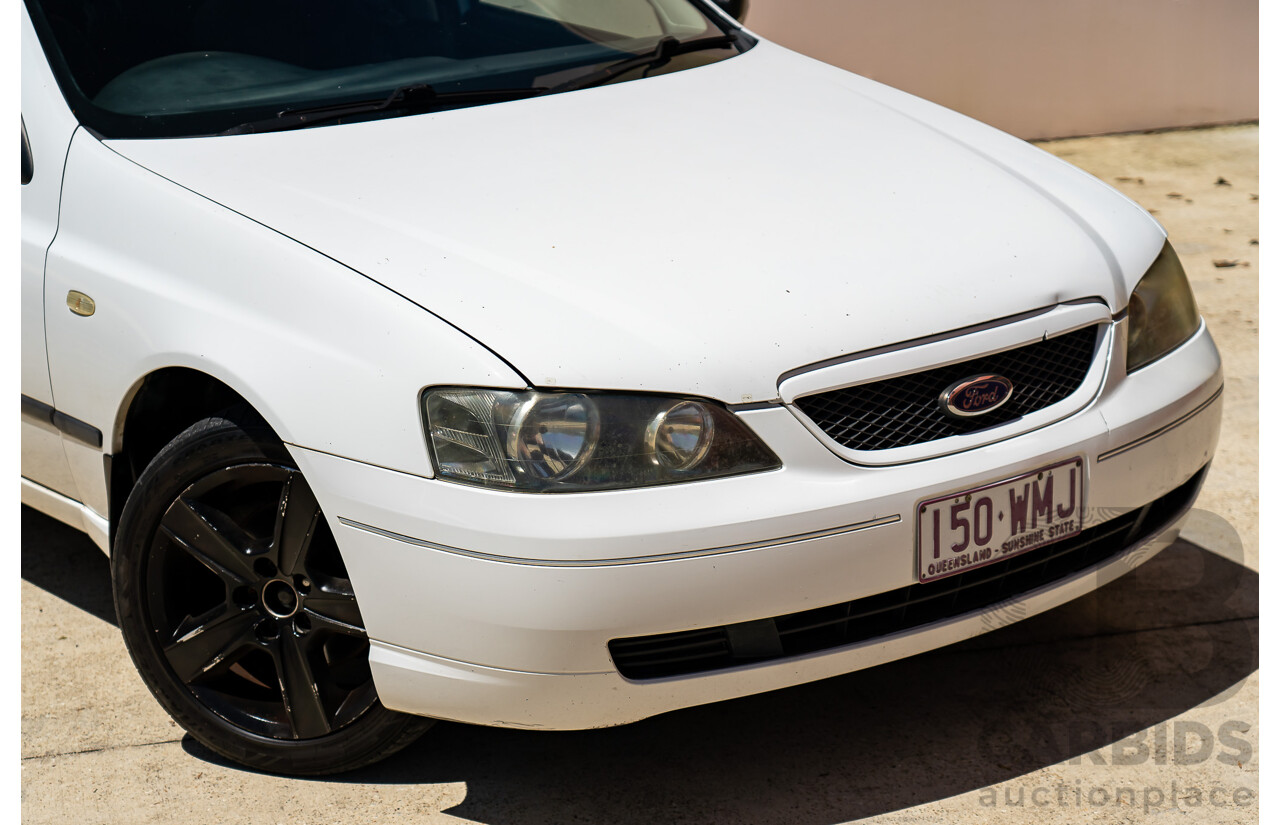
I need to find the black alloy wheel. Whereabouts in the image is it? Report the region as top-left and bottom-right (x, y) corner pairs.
(113, 410), (433, 775)
(148, 462), (372, 740)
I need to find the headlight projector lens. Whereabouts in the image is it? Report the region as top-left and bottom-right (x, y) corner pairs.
(647, 400), (715, 471)
(507, 393), (600, 480)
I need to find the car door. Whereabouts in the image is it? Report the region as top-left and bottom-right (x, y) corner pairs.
(21, 8), (82, 501)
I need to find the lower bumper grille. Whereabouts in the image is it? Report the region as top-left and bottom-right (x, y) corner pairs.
(609, 467), (1206, 681)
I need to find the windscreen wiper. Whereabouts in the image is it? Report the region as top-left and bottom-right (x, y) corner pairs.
(221, 83), (549, 135)
(548, 32), (739, 95)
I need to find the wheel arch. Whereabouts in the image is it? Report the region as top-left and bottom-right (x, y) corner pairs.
(109, 366), (275, 549)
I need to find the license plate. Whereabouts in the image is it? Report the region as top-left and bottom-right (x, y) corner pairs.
(916, 458), (1085, 584)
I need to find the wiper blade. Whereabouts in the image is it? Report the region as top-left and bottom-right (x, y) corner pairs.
(549, 33), (739, 95)
(221, 83), (548, 135)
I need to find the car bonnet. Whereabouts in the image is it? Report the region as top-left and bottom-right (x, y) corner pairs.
(106, 40), (1164, 404)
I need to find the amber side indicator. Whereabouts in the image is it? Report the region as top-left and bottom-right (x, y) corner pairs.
(67, 291), (96, 317)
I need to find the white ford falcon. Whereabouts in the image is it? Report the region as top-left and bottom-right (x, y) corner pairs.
(21, 0), (1222, 774)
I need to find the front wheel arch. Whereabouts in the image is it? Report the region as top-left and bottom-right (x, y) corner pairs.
(110, 368), (263, 551)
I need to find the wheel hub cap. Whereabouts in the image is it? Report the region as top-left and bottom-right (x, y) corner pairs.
(262, 579), (300, 618)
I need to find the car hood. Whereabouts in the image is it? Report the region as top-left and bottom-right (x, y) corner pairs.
(107, 41), (1164, 404)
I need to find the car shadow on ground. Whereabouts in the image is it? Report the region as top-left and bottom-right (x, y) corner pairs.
(225, 537), (1256, 822)
(21, 506), (117, 626)
(339, 537), (1256, 825)
(22, 506), (1256, 824)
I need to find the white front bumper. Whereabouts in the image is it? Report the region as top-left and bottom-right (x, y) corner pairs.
(289, 322), (1222, 729)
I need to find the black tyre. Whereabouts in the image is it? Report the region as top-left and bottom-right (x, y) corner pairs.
(112, 410), (434, 775)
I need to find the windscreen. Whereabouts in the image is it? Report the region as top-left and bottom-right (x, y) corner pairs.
(27, 0), (745, 137)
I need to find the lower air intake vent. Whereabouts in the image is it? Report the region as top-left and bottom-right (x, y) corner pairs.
(609, 467), (1204, 680)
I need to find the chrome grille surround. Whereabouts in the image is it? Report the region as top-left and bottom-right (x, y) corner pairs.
(796, 325), (1100, 451)
(779, 303), (1115, 466)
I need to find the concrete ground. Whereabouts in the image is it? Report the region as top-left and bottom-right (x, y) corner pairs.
(21, 124), (1258, 824)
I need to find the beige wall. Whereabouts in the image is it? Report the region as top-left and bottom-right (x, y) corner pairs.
(743, 0), (1258, 139)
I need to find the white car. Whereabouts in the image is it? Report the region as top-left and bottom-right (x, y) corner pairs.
(22, 0), (1222, 774)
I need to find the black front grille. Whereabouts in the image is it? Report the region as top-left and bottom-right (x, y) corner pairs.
(795, 325), (1101, 452)
(609, 467), (1205, 681)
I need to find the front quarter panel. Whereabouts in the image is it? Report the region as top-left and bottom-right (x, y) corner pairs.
(44, 129), (525, 505)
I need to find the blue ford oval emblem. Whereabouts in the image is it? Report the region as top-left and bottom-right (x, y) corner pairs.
(939, 374), (1014, 418)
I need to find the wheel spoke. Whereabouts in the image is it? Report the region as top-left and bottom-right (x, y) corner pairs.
(163, 605), (260, 683)
(272, 473), (321, 578)
(160, 497), (258, 585)
(330, 682), (377, 728)
(273, 634), (331, 739)
(304, 588), (365, 636)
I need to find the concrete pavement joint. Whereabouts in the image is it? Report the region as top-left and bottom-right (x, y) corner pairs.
(22, 737), (185, 762)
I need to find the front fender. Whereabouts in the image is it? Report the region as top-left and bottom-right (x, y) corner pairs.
(44, 129), (525, 517)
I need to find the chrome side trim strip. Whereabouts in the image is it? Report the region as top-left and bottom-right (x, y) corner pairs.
(1097, 383), (1224, 462)
(337, 514), (902, 568)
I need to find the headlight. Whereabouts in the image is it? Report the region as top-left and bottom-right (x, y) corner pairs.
(1126, 241), (1201, 372)
(422, 388), (781, 492)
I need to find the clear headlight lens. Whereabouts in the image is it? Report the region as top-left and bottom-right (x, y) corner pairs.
(423, 388), (781, 492)
(645, 400), (715, 471)
(1126, 241), (1201, 372)
(506, 393), (600, 481)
